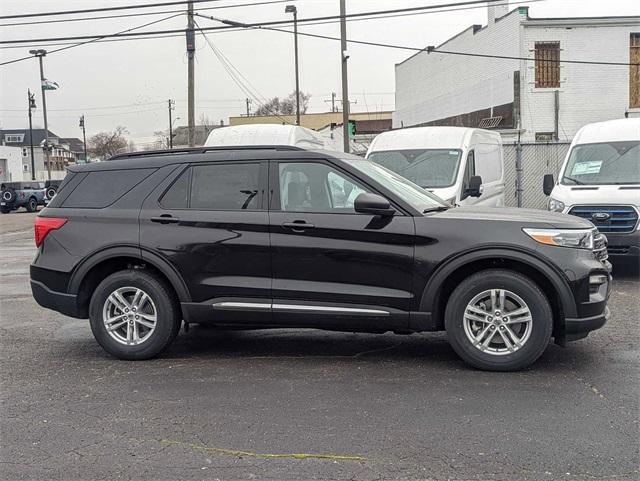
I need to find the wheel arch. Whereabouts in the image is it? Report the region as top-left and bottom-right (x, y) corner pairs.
(68, 245), (191, 318)
(419, 248), (577, 333)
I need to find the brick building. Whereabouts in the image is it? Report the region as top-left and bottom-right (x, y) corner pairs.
(393, 3), (640, 142)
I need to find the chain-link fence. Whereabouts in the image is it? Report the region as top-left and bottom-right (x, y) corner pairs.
(503, 142), (570, 209)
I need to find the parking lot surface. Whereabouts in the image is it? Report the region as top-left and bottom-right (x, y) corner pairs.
(1, 211), (638, 481)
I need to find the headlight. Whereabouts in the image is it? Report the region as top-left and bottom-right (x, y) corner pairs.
(548, 198), (565, 212)
(523, 228), (594, 249)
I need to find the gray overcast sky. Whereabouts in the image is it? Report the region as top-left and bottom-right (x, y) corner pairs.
(1, 0), (639, 146)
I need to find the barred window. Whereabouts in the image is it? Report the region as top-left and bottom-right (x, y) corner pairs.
(535, 42), (560, 88)
(631, 33), (640, 108)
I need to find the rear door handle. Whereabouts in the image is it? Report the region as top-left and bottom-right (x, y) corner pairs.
(151, 215), (180, 224)
(282, 221), (315, 232)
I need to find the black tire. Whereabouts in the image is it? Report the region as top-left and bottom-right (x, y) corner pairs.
(0, 206), (10, 214)
(89, 269), (181, 360)
(445, 269), (553, 372)
(26, 197), (37, 212)
(1, 188), (16, 203)
(46, 187), (57, 200)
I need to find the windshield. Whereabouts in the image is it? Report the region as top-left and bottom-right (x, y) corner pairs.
(562, 141), (640, 185)
(367, 149), (463, 188)
(348, 158), (448, 212)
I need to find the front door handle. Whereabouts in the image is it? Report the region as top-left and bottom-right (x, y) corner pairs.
(151, 214), (180, 224)
(282, 220), (315, 232)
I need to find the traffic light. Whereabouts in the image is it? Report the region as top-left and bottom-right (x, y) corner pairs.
(348, 120), (356, 138)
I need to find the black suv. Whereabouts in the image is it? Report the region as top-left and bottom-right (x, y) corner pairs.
(30, 146), (611, 371)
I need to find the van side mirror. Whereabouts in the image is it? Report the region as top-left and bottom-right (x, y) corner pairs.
(543, 174), (554, 196)
(354, 193), (395, 216)
(463, 175), (483, 198)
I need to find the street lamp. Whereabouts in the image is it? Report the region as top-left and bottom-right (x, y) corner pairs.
(29, 49), (51, 180)
(285, 5), (300, 126)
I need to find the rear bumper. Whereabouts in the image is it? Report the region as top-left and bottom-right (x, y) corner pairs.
(30, 279), (83, 319)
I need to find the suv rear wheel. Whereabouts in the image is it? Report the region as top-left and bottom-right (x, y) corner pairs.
(445, 269), (552, 371)
(89, 269), (181, 360)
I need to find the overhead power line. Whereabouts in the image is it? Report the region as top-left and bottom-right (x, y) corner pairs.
(0, 0), (516, 45)
(0, 0), (221, 20)
(0, 0), (534, 50)
(0, 0), (291, 28)
(0, 13), (182, 66)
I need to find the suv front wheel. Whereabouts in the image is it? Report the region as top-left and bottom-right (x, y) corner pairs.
(89, 269), (181, 360)
(445, 269), (552, 371)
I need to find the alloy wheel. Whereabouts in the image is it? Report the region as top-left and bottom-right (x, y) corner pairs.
(462, 288), (533, 356)
(102, 286), (157, 346)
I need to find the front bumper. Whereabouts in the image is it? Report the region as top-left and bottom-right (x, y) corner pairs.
(563, 306), (610, 342)
(605, 230), (640, 259)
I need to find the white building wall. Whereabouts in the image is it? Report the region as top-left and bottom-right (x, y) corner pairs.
(520, 22), (639, 141)
(0, 146), (26, 182)
(394, 9), (526, 128)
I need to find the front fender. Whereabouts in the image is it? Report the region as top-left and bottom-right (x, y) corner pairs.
(419, 247), (578, 319)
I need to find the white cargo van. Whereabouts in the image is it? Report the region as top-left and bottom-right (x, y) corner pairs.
(543, 118), (640, 262)
(366, 127), (505, 206)
(205, 124), (328, 150)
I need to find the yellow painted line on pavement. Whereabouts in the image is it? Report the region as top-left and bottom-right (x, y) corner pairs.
(160, 439), (366, 462)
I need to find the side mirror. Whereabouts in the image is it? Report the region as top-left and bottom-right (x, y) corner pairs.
(463, 175), (483, 198)
(354, 193), (395, 216)
(543, 174), (554, 196)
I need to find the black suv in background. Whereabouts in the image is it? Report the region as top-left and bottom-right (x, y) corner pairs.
(31, 146), (611, 371)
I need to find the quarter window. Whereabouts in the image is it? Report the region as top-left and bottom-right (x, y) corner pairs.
(278, 162), (369, 213)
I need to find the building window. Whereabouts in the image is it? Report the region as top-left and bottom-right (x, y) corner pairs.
(4, 134), (24, 143)
(535, 42), (560, 88)
(535, 132), (555, 142)
(22, 148), (28, 157)
(631, 33), (640, 109)
(23, 164), (29, 172)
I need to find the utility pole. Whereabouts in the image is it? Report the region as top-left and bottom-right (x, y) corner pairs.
(245, 98), (252, 117)
(30, 49), (51, 180)
(27, 90), (36, 180)
(79, 115), (87, 162)
(285, 5), (300, 125)
(167, 99), (175, 148)
(339, 0), (350, 153)
(186, 1), (196, 147)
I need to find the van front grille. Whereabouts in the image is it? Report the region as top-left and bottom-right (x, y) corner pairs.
(568, 205), (639, 234)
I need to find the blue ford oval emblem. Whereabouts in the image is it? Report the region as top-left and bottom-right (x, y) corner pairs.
(592, 212), (611, 222)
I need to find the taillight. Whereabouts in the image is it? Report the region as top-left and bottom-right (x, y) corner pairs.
(34, 217), (67, 247)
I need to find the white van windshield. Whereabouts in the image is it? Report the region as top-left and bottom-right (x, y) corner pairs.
(348, 159), (448, 212)
(367, 149), (462, 188)
(562, 141), (640, 185)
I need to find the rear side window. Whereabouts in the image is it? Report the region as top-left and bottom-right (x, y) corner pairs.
(62, 169), (154, 208)
(161, 162), (261, 210)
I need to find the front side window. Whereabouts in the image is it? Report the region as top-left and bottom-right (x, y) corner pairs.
(367, 149), (462, 188)
(462, 150), (476, 190)
(278, 162), (369, 213)
(561, 141), (640, 186)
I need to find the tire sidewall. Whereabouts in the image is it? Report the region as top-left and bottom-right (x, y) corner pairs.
(89, 270), (180, 360)
(445, 270), (552, 371)
(27, 197), (37, 212)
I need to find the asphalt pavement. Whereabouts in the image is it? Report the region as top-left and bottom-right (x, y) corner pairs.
(1, 211), (638, 481)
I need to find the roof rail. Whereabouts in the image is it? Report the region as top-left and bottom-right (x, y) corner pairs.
(108, 145), (305, 160)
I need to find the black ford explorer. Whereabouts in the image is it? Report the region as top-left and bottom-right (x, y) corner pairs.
(30, 146), (612, 371)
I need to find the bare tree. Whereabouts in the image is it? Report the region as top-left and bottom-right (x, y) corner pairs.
(253, 91), (311, 116)
(88, 126), (130, 159)
(153, 130), (170, 149)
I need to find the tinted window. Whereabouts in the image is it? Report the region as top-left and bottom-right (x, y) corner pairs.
(190, 163), (261, 210)
(160, 167), (190, 209)
(278, 162), (369, 213)
(62, 169), (154, 208)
